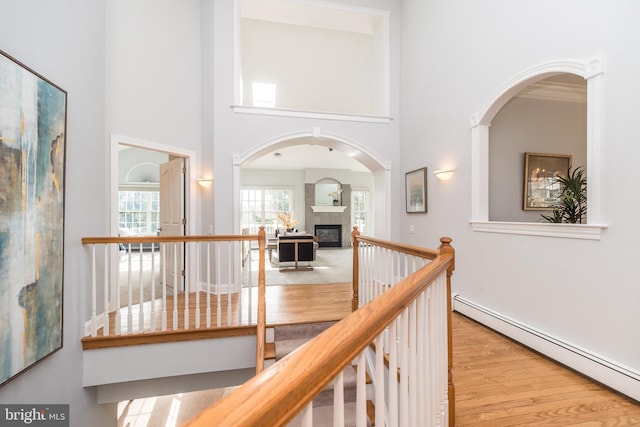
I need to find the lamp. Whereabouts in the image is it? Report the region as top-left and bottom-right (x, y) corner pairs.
(196, 178), (213, 188)
(433, 169), (455, 181)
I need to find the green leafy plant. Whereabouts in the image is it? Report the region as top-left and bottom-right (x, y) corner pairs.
(541, 166), (587, 224)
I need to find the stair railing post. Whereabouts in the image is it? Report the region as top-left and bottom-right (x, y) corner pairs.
(351, 226), (360, 311)
(438, 236), (455, 426)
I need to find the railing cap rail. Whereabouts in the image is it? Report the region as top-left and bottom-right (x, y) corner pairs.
(82, 233), (262, 245)
(352, 226), (441, 260)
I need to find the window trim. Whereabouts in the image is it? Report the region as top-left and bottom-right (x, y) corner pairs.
(470, 57), (607, 240)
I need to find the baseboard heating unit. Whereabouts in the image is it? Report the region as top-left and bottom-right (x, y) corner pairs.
(452, 294), (640, 402)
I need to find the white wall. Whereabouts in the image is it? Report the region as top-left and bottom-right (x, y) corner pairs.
(0, 1), (115, 425)
(241, 18), (383, 115)
(489, 97), (587, 222)
(210, 0), (402, 237)
(106, 0), (202, 150)
(401, 0), (640, 397)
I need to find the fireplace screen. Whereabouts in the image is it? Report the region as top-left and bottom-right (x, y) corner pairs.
(315, 225), (342, 247)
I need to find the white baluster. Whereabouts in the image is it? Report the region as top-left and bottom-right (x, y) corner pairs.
(227, 242), (233, 325)
(388, 318), (399, 427)
(206, 242), (211, 328)
(195, 242), (200, 329)
(399, 308), (409, 426)
(161, 243), (167, 331)
(90, 245), (97, 337)
(216, 242), (222, 327)
(127, 245), (133, 334)
(409, 299), (418, 425)
(356, 352), (367, 427)
(173, 242), (178, 330)
(115, 245), (122, 335)
(301, 402), (313, 427)
(375, 333), (385, 427)
(150, 244), (156, 332)
(103, 246), (109, 336)
(333, 371), (345, 427)
(138, 243), (144, 332)
(184, 242), (190, 330)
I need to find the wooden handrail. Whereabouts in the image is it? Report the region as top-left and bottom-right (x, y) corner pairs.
(82, 234), (258, 245)
(351, 227), (439, 260)
(183, 243), (454, 427)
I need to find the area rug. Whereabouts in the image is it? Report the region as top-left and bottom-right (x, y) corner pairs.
(243, 247), (353, 286)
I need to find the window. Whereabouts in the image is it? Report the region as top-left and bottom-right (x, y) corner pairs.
(252, 82), (276, 108)
(118, 191), (159, 234)
(241, 188), (293, 233)
(352, 189), (368, 233)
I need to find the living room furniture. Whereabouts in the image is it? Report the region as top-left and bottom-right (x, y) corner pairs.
(267, 238), (278, 261)
(277, 234), (318, 270)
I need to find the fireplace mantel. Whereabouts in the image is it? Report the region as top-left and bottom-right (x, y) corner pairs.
(310, 205), (347, 213)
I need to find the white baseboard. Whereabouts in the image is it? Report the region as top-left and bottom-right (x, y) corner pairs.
(453, 295), (640, 402)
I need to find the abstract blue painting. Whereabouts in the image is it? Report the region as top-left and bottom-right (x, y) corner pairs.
(0, 51), (66, 385)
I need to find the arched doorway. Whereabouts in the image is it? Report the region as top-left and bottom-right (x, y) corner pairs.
(233, 130), (391, 240)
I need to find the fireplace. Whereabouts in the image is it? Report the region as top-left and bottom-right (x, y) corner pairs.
(315, 225), (342, 248)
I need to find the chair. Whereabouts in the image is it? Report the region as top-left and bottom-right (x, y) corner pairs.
(277, 234), (317, 270)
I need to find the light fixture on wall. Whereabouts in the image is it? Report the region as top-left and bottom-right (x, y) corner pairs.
(196, 178), (213, 188)
(433, 169), (455, 181)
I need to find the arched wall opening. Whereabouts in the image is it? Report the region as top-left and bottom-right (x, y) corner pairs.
(470, 57), (607, 240)
(232, 130), (392, 240)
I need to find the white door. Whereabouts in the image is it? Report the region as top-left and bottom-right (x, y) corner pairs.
(159, 157), (185, 290)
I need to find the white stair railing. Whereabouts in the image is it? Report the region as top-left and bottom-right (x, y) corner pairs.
(183, 234), (455, 427)
(81, 233), (265, 337)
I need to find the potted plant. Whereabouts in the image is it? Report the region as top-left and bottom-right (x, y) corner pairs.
(277, 212), (298, 232)
(541, 166), (587, 224)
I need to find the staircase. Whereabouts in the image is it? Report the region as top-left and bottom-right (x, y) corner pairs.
(270, 322), (374, 426)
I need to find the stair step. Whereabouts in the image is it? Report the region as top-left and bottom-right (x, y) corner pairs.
(287, 401), (373, 427)
(273, 321), (374, 426)
(264, 342), (276, 360)
(274, 321), (336, 341)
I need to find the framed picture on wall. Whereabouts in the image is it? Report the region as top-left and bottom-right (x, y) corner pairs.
(406, 167), (427, 213)
(0, 50), (67, 385)
(523, 152), (572, 210)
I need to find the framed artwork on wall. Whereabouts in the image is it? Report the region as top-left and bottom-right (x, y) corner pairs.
(406, 167), (427, 213)
(0, 50), (67, 385)
(523, 152), (572, 211)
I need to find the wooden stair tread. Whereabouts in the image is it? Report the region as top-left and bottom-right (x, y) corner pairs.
(264, 342), (276, 360)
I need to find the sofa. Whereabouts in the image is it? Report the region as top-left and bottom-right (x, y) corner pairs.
(277, 234), (318, 269)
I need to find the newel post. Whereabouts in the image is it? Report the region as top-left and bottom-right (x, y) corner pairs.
(439, 236), (455, 426)
(351, 226), (360, 312)
(256, 226), (266, 374)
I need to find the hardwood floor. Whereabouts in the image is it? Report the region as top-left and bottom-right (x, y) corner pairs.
(93, 284), (640, 425)
(452, 313), (640, 426)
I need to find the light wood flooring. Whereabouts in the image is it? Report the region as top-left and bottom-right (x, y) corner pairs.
(453, 313), (640, 426)
(97, 284), (640, 425)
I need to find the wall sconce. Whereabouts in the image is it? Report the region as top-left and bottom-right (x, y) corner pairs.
(433, 169), (455, 181)
(196, 178), (213, 188)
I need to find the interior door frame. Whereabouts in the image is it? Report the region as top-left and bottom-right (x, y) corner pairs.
(109, 133), (197, 308)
